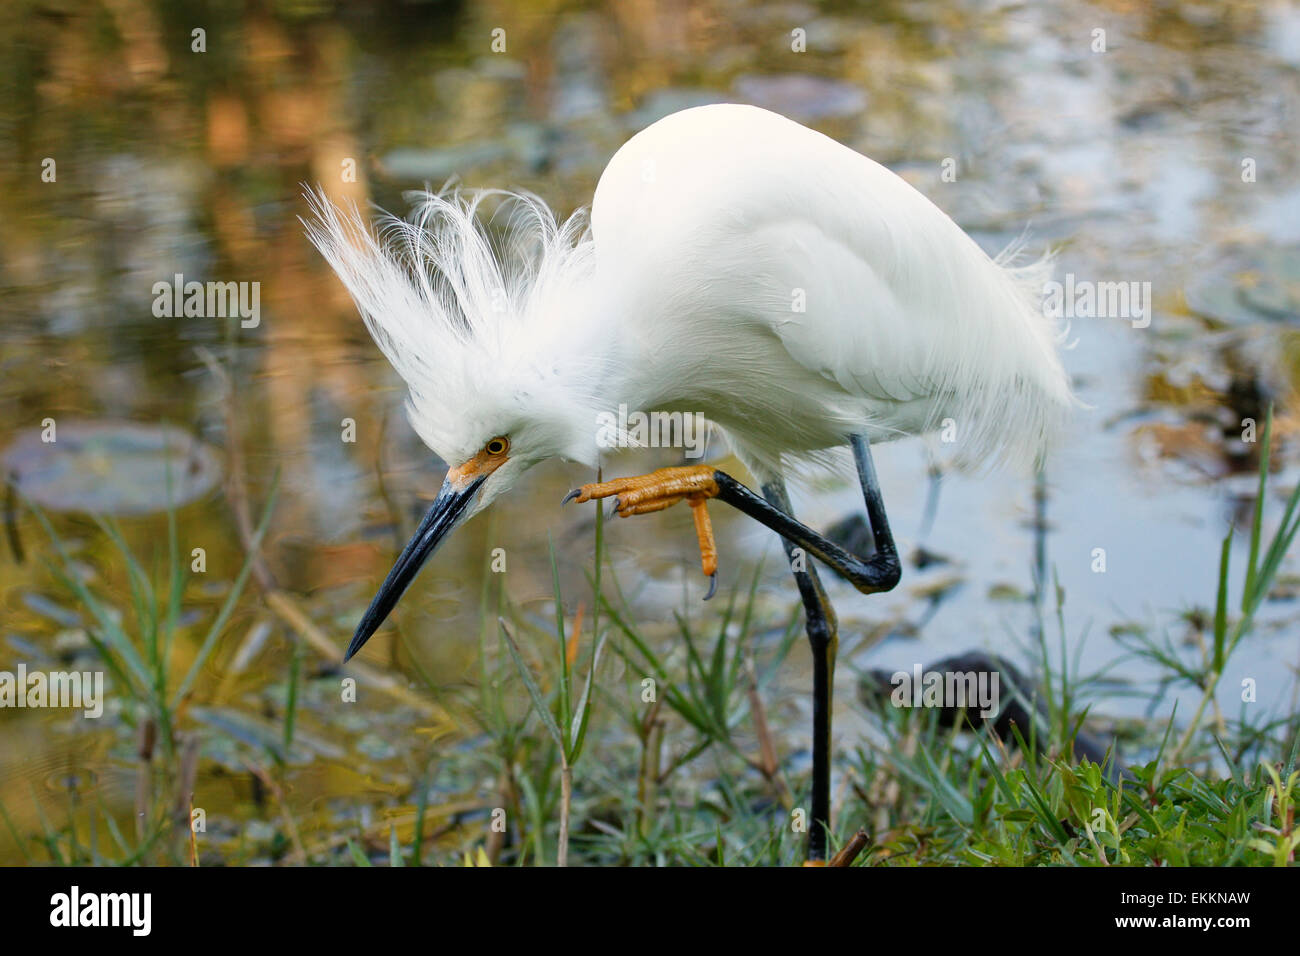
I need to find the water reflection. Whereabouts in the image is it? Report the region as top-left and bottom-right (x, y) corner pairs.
(1, 0), (1298, 863)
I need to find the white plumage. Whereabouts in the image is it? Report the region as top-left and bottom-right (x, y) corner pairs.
(311, 105), (1077, 863)
(307, 103), (1073, 510)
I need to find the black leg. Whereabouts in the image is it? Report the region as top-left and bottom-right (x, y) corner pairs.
(762, 477), (837, 863)
(714, 434), (901, 595)
(750, 435), (900, 864)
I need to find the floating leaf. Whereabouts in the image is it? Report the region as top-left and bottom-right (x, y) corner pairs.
(2, 420), (221, 515)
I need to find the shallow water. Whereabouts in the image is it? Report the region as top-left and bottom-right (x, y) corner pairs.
(1, 0), (1299, 863)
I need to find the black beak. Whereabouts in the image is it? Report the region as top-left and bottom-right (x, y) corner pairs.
(344, 475), (486, 661)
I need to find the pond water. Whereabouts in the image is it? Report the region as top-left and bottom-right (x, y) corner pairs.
(1, 0), (1299, 863)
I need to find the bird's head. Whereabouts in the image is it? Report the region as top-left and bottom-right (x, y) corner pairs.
(304, 186), (602, 659)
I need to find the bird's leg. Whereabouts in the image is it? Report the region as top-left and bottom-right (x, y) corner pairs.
(687, 497), (720, 598)
(566, 439), (898, 865)
(566, 464), (719, 511)
(762, 477), (837, 865)
(565, 439), (901, 598)
(711, 436), (901, 594)
(565, 465), (721, 596)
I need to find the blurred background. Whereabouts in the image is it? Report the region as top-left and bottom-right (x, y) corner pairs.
(1, 0), (1299, 865)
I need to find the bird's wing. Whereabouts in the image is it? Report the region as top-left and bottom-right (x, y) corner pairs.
(592, 104), (1071, 466)
(740, 214), (938, 406)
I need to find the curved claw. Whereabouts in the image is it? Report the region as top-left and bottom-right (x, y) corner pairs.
(609, 496), (621, 517)
(561, 488), (581, 506)
(703, 572), (718, 601)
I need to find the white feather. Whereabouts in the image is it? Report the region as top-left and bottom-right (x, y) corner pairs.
(305, 104), (1074, 494)
(587, 104), (1074, 479)
(303, 186), (603, 472)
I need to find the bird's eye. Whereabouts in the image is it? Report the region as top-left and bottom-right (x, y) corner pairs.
(485, 436), (509, 456)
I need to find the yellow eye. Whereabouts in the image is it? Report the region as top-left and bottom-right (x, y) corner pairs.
(485, 436), (509, 456)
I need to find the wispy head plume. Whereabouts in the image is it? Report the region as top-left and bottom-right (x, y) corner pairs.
(302, 186), (599, 464)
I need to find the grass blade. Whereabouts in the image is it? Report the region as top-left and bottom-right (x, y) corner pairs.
(500, 618), (564, 749)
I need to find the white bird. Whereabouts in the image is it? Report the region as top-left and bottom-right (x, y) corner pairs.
(306, 103), (1073, 864)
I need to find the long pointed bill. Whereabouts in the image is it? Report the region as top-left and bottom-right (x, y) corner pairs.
(344, 474), (486, 661)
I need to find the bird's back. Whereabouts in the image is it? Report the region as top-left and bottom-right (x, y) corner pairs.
(590, 104), (1072, 474)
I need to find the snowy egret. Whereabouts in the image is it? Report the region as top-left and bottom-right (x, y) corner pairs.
(306, 103), (1073, 864)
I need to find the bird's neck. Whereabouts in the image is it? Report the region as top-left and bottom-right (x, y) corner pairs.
(545, 273), (694, 464)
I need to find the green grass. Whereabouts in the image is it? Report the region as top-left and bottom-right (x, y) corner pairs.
(4, 416), (1298, 866)
(1, 474), (280, 865)
(387, 412), (1300, 866)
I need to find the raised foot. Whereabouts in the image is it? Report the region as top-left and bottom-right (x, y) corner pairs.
(564, 465), (719, 514)
(564, 466), (720, 599)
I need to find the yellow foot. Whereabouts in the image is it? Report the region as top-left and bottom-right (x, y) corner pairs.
(564, 466), (720, 598)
